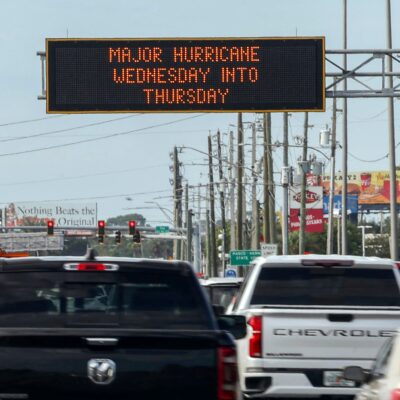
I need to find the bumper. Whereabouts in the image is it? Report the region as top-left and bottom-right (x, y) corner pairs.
(242, 371), (359, 398)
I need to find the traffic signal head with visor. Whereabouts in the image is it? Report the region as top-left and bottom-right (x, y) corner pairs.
(115, 230), (122, 244)
(129, 220), (136, 235)
(47, 220), (54, 235)
(133, 230), (141, 244)
(98, 220), (105, 236)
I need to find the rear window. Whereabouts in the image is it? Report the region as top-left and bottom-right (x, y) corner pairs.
(251, 267), (400, 307)
(0, 269), (211, 329)
(210, 286), (239, 309)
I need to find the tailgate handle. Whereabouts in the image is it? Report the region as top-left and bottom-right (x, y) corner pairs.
(328, 314), (353, 322)
(85, 338), (119, 346)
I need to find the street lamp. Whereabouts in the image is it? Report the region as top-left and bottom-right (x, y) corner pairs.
(358, 225), (373, 257)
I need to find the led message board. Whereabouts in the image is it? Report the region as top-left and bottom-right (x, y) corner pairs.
(46, 37), (325, 113)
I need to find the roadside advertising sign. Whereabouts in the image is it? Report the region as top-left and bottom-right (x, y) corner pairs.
(5, 203), (97, 228)
(322, 171), (400, 209)
(322, 195), (358, 215)
(0, 232), (64, 252)
(289, 186), (323, 209)
(289, 209), (324, 233)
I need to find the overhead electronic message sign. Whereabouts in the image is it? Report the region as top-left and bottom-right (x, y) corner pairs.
(46, 37), (325, 113)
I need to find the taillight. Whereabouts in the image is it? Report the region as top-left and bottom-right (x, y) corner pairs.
(248, 316), (262, 358)
(392, 389), (400, 400)
(63, 263), (119, 271)
(218, 347), (237, 400)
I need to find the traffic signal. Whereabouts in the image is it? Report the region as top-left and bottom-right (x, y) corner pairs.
(98, 220), (105, 244)
(115, 230), (122, 244)
(98, 220), (105, 236)
(47, 220), (54, 235)
(133, 230), (141, 244)
(128, 220), (136, 235)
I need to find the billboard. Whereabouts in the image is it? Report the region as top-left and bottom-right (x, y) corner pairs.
(0, 233), (64, 252)
(289, 186), (324, 233)
(5, 203), (97, 228)
(322, 171), (400, 209)
(289, 186), (323, 209)
(322, 195), (358, 215)
(46, 37), (325, 113)
(289, 209), (324, 233)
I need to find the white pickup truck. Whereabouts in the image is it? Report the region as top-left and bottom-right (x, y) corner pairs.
(229, 255), (400, 399)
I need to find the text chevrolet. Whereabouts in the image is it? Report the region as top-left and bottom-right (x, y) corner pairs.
(0, 253), (246, 400)
(229, 255), (400, 399)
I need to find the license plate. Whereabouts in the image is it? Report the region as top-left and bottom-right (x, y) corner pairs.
(323, 371), (355, 387)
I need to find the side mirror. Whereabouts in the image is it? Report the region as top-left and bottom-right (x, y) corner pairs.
(217, 315), (247, 339)
(343, 366), (368, 383)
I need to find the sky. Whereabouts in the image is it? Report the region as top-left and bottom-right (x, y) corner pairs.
(0, 0), (399, 226)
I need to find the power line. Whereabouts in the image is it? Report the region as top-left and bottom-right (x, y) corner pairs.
(0, 189), (172, 205)
(0, 162), (169, 187)
(0, 114), (205, 158)
(0, 115), (65, 127)
(0, 114), (142, 143)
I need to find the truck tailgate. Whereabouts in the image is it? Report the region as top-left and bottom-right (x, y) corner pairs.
(259, 309), (400, 360)
(0, 329), (221, 400)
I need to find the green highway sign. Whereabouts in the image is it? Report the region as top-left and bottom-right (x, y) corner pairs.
(155, 226), (170, 234)
(230, 250), (262, 266)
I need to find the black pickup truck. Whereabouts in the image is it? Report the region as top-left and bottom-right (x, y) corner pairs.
(0, 253), (246, 400)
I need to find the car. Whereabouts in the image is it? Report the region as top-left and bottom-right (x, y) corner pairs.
(229, 254), (400, 399)
(0, 251), (247, 400)
(344, 329), (400, 400)
(199, 277), (244, 314)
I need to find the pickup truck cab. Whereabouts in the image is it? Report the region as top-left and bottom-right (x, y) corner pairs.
(0, 253), (246, 400)
(229, 255), (400, 399)
(200, 277), (244, 314)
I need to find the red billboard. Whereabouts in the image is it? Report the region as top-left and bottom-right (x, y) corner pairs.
(289, 209), (324, 233)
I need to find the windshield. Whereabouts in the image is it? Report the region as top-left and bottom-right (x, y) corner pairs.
(0, 270), (211, 329)
(251, 267), (400, 307)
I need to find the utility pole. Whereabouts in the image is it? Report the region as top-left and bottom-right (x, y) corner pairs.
(195, 184), (202, 273)
(282, 113), (289, 255)
(217, 130), (227, 271)
(187, 208), (193, 263)
(181, 183), (189, 260)
(266, 113), (277, 243)
(193, 194), (200, 273)
(386, 0), (399, 260)
(299, 112), (309, 254)
(229, 131), (236, 252)
(251, 123), (260, 249)
(263, 114), (270, 244)
(205, 208), (211, 277)
(341, 0), (348, 255)
(237, 113), (244, 276)
(208, 134), (218, 277)
(172, 146), (182, 260)
(327, 93), (337, 254)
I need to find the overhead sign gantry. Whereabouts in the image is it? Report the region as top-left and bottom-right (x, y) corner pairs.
(45, 37), (325, 113)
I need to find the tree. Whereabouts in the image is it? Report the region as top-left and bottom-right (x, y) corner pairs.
(289, 223), (362, 255)
(107, 213), (146, 227)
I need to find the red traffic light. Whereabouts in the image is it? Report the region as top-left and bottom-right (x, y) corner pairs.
(47, 220), (55, 235)
(129, 220), (136, 235)
(98, 220), (106, 236)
